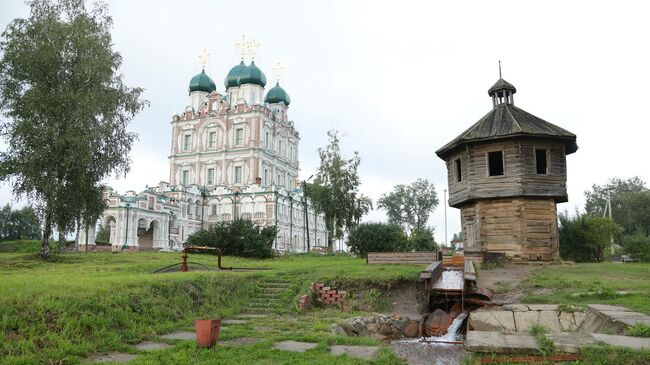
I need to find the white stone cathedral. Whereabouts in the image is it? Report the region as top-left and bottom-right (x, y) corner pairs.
(79, 42), (327, 253)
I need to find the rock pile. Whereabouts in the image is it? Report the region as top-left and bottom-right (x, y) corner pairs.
(332, 314), (423, 339)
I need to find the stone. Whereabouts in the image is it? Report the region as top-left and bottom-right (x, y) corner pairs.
(545, 332), (599, 353)
(330, 345), (379, 360)
(90, 352), (137, 363)
(366, 323), (379, 333)
(587, 304), (631, 312)
(503, 304), (529, 312)
(159, 331), (195, 340)
(379, 323), (397, 336)
(600, 311), (650, 327)
(222, 319), (246, 325)
(273, 340), (318, 352)
(513, 311), (538, 333)
(331, 323), (347, 336)
(591, 333), (650, 350)
(220, 337), (262, 346)
(559, 312), (578, 332)
(425, 309), (454, 336)
(466, 331), (538, 354)
(134, 341), (171, 351)
(403, 321), (420, 338)
(469, 310), (516, 332)
(537, 311), (562, 332)
(527, 304), (559, 311)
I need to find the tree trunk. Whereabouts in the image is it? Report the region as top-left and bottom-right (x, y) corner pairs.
(40, 210), (52, 258)
(74, 217), (80, 253)
(58, 228), (66, 253)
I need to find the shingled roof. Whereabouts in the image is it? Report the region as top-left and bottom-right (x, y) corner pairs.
(436, 103), (578, 158)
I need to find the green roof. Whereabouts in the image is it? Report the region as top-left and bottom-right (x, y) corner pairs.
(224, 61), (267, 88)
(265, 82), (290, 105)
(189, 69), (216, 94)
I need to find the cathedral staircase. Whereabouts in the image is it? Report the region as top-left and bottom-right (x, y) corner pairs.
(244, 279), (291, 313)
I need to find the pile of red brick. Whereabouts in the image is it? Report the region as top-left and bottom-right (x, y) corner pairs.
(311, 282), (347, 305)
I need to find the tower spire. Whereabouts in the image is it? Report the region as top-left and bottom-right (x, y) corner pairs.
(198, 49), (210, 69)
(499, 60), (502, 79)
(235, 34), (248, 61)
(272, 62), (284, 83)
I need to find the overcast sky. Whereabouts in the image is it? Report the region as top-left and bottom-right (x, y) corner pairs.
(1, 1), (649, 244)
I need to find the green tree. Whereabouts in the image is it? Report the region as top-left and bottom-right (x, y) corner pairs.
(559, 211), (624, 262)
(0, 0), (147, 257)
(584, 177), (650, 236)
(377, 178), (439, 234)
(185, 219), (276, 259)
(408, 227), (438, 251)
(310, 130), (370, 249)
(0, 204), (41, 241)
(622, 232), (650, 262)
(347, 222), (408, 258)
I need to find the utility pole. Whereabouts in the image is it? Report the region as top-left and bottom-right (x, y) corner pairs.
(303, 174), (313, 252)
(603, 193), (615, 257)
(444, 189), (448, 247)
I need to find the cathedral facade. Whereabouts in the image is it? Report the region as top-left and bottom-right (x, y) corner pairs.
(80, 47), (327, 253)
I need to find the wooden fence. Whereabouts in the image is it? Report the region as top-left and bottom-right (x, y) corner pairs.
(367, 251), (437, 265)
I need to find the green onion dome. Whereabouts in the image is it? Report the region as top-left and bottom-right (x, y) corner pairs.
(265, 82), (291, 105)
(238, 61), (267, 87)
(224, 61), (246, 88)
(189, 69), (216, 93)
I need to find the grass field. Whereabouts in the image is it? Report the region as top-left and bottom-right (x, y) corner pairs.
(0, 250), (422, 365)
(520, 262), (650, 314)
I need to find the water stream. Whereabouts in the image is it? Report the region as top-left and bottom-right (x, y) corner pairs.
(391, 313), (468, 365)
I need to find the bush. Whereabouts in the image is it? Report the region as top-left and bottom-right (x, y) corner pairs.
(347, 222), (407, 258)
(408, 227), (438, 251)
(559, 212), (623, 262)
(0, 239), (43, 253)
(185, 219), (276, 259)
(622, 232), (650, 262)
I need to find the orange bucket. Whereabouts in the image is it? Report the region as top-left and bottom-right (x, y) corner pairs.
(195, 319), (221, 347)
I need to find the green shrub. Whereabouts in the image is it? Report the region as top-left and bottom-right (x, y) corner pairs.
(559, 212), (623, 262)
(627, 323), (650, 338)
(622, 232), (650, 262)
(185, 219), (276, 259)
(0, 239), (43, 253)
(346, 222), (408, 257)
(407, 227), (438, 251)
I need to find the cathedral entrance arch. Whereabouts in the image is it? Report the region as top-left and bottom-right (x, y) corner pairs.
(101, 215), (117, 245)
(136, 218), (159, 251)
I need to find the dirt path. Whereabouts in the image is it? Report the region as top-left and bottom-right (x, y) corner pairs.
(475, 264), (540, 304)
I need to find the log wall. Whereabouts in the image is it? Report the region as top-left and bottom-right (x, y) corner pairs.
(446, 138), (568, 207)
(461, 197), (558, 261)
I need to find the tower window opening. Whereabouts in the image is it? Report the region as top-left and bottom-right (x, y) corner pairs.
(183, 134), (192, 151)
(535, 148), (548, 175)
(208, 131), (217, 148)
(235, 128), (244, 146)
(488, 151), (504, 176)
(454, 158), (462, 182)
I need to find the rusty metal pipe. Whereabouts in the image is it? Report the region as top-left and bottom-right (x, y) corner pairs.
(215, 248), (232, 270)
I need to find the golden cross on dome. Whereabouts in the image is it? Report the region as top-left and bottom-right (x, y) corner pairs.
(247, 38), (260, 61)
(198, 49), (210, 68)
(272, 62), (284, 82)
(235, 35), (248, 60)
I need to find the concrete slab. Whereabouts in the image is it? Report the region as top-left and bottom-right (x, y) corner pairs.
(600, 311), (650, 326)
(237, 314), (268, 318)
(528, 304), (559, 311)
(545, 332), (600, 354)
(330, 345), (379, 360)
(134, 341), (171, 351)
(592, 333), (650, 350)
(253, 326), (273, 332)
(503, 304), (529, 312)
(469, 311), (516, 332)
(513, 311), (538, 333)
(219, 337), (262, 346)
(89, 352), (137, 363)
(573, 312), (586, 329)
(273, 340), (318, 352)
(466, 331), (539, 354)
(588, 304), (631, 312)
(538, 311), (562, 333)
(559, 312), (578, 332)
(159, 331), (195, 341)
(222, 319), (246, 325)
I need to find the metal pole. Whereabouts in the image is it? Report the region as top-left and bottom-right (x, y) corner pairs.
(444, 189), (448, 248)
(168, 211), (173, 249)
(123, 203), (130, 251)
(303, 180), (311, 252)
